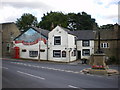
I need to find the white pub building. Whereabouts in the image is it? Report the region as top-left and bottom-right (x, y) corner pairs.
(13, 26), (95, 62)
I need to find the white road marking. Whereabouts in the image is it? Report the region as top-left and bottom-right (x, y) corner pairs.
(23, 64), (27, 66)
(32, 65), (40, 68)
(80, 70), (83, 73)
(68, 85), (79, 88)
(2, 67), (8, 69)
(46, 67), (54, 70)
(72, 71), (79, 74)
(10, 61), (110, 78)
(87, 74), (94, 76)
(52, 68), (59, 70)
(9, 62), (108, 79)
(27, 64), (31, 67)
(80, 72), (84, 74)
(58, 69), (65, 72)
(41, 67), (46, 69)
(17, 71), (45, 80)
(64, 70), (74, 73)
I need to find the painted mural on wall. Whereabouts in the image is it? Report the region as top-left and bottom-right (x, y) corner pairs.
(15, 28), (47, 45)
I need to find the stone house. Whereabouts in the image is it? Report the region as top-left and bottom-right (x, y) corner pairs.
(0, 22), (20, 57)
(94, 24), (120, 62)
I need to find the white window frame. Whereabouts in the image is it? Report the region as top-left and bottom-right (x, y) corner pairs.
(82, 40), (90, 47)
(54, 36), (61, 45)
(62, 51), (66, 57)
(82, 49), (90, 56)
(53, 50), (61, 58)
(29, 51), (38, 57)
(101, 43), (109, 48)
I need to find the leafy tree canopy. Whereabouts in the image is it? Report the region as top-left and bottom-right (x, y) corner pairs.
(99, 24), (114, 29)
(38, 11), (68, 30)
(16, 13), (38, 32)
(38, 11), (98, 30)
(16, 12), (98, 31)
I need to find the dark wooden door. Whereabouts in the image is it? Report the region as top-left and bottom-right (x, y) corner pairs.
(77, 51), (81, 59)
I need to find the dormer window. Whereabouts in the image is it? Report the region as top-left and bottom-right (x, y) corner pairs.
(54, 36), (61, 45)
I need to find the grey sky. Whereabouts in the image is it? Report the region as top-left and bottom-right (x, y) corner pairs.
(0, 0), (119, 26)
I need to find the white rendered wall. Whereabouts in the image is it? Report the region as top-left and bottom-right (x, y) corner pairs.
(48, 26), (76, 62)
(77, 40), (94, 59)
(14, 41), (47, 60)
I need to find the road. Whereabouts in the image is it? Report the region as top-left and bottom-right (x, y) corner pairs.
(2, 59), (119, 89)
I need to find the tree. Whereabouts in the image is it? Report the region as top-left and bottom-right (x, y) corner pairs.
(16, 13), (38, 32)
(38, 11), (68, 30)
(67, 12), (98, 30)
(67, 13), (78, 30)
(100, 24), (114, 29)
(38, 11), (98, 30)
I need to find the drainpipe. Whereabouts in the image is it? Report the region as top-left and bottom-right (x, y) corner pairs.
(38, 41), (40, 62)
(75, 36), (78, 60)
(69, 48), (72, 62)
(69, 51), (70, 62)
(39, 30), (42, 62)
(47, 40), (48, 61)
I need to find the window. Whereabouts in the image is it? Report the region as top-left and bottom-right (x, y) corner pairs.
(101, 43), (109, 48)
(7, 43), (10, 52)
(62, 51), (66, 57)
(29, 51), (38, 57)
(54, 36), (61, 45)
(40, 49), (45, 52)
(22, 49), (26, 52)
(73, 50), (76, 56)
(82, 40), (90, 47)
(53, 50), (61, 57)
(72, 52), (74, 56)
(82, 49), (90, 56)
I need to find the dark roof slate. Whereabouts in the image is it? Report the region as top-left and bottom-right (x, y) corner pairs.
(32, 27), (50, 38)
(71, 30), (95, 40)
(59, 26), (95, 40)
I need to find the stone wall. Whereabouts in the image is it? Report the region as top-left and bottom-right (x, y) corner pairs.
(94, 40), (118, 59)
(94, 24), (120, 62)
(1, 22), (20, 57)
(0, 24), (2, 58)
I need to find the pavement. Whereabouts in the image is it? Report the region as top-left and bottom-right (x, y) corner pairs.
(2, 58), (120, 88)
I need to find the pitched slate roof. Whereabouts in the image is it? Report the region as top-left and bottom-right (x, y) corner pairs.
(14, 27), (50, 41)
(58, 26), (95, 40)
(32, 27), (50, 38)
(71, 30), (95, 40)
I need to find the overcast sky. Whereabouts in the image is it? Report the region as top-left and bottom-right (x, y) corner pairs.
(0, 0), (119, 26)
